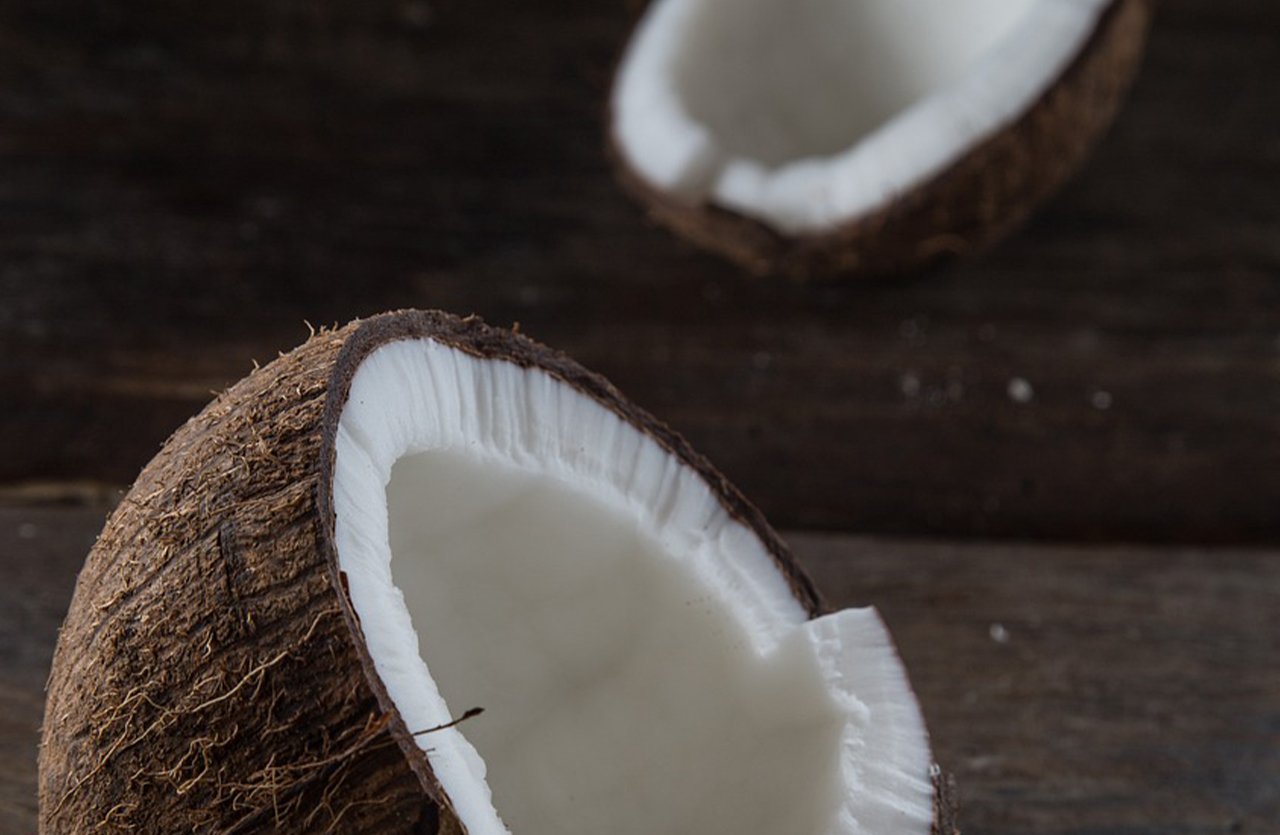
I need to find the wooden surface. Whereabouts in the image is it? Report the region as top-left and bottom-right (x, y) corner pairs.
(0, 0), (1278, 542)
(1, 0), (1278, 832)
(3, 505), (1277, 834)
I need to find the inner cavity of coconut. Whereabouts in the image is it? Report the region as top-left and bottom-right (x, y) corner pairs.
(613, 0), (1110, 233)
(388, 449), (843, 835)
(334, 338), (934, 835)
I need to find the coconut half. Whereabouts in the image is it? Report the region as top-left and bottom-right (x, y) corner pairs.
(41, 310), (954, 834)
(610, 0), (1151, 278)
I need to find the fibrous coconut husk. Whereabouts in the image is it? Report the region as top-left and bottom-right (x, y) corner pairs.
(40, 309), (957, 834)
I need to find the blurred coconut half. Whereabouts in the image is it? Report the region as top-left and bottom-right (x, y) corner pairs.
(610, 0), (1152, 279)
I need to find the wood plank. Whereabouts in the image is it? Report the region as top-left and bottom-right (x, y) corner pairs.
(3, 504), (1277, 833)
(1, 0), (1278, 542)
(0, 506), (100, 834)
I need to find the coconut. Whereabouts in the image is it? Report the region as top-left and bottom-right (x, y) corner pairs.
(610, 0), (1152, 278)
(40, 310), (955, 834)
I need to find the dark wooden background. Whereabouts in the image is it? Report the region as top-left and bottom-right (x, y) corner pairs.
(1, 0), (1277, 832)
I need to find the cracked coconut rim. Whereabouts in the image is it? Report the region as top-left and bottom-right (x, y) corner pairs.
(333, 337), (934, 835)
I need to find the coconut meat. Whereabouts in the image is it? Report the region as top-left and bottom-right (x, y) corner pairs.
(334, 338), (933, 835)
(613, 0), (1112, 234)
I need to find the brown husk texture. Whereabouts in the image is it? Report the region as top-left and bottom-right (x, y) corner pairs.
(612, 0), (1152, 280)
(39, 320), (436, 834)
(40, 309), (953, 834)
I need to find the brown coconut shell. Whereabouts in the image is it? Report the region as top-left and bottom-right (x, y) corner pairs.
(40, 309), (956, 834)
(610, 0), (1152, 280)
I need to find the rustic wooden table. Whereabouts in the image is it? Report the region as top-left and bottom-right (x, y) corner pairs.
(1, 0), (1277, 832)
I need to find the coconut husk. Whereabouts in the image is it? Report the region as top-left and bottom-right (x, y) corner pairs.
(40, 309), (956, 834)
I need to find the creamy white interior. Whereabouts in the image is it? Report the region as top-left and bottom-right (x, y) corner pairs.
(613, 0), (1111, 233)
(334, 338), (933, 835)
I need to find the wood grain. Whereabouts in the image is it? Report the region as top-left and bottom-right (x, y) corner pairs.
(0, 506), (99, 834)
(4, 504), (1277, 834)
(0, 0), (1278, 542)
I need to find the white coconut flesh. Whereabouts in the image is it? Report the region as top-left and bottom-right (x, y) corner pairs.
(613, 0), (1112, 234)
(334, 338), (934, 835)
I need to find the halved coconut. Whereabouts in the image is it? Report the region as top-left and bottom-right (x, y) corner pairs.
(41, 310), (954, 834)
(610, 0), (1152, 278)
